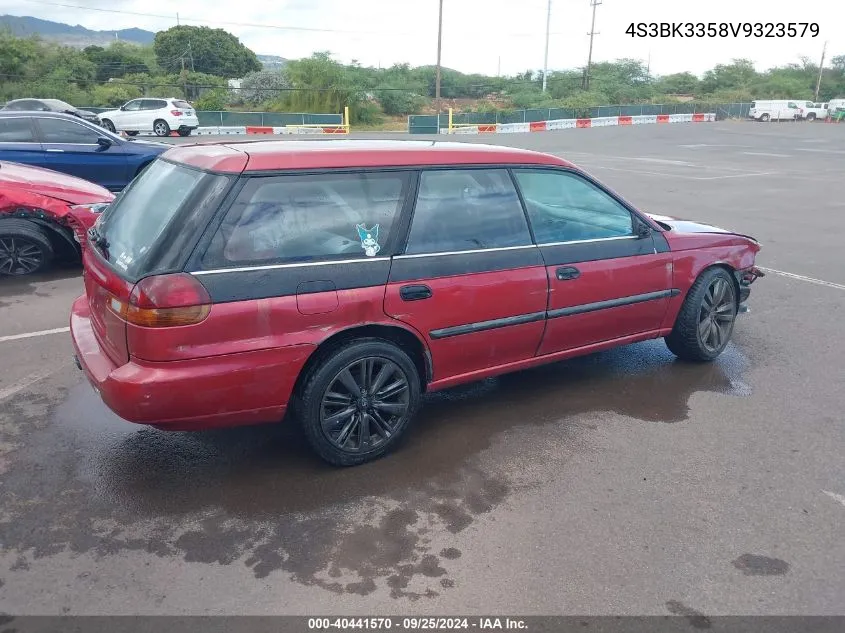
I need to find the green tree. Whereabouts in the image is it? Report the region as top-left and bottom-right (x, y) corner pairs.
(654, 72), (699, 95)
(153, 25), (261, 79)
(84, 42), (151, 82)
(238, 70), (290, 105)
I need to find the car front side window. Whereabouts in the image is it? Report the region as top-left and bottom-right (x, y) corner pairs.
(202, 171), (409, 268)
(405, 169), (532, 255)
(513, 169), (634, 244)
(123, 101), (142, 112)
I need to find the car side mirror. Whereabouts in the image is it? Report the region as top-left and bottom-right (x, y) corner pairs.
(119, 106), (126, 111)
(96, 136), (113, 150)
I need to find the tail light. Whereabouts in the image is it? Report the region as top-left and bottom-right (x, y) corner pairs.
(108, 273), (211, 327)
(171, 110), (183, 116)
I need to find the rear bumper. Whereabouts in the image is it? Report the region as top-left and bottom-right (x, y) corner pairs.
(70, 295), (314, 430)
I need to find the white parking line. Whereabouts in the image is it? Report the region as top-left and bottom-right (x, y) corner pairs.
(822, 490), (845, 508)
(0, 327), (70, 344)
(742, 152), (791, 158)
(0, 365), (66, 401)
(758, 267), (845, 291)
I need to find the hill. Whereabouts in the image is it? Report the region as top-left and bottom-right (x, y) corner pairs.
(0, 14), (155, 46)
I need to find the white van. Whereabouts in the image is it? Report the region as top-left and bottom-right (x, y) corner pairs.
(748, 100), (801, 121)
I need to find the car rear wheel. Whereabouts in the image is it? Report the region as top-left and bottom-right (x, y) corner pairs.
(0, 220), (54, 276)
(101, 119), (116, 133)
(153, 120), (171, 137)
(665, 268), (738, 362)
(126, 131), (139, 136)
(296, 339), (421, 466)
(178, 129), (192, 137)
(807, 113), (816, 121)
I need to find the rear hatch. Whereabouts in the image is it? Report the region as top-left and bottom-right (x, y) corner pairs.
(83, 159), (230, 365)
(172, 99), (196, 119)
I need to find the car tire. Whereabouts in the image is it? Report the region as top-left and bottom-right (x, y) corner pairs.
(296, 338), (422, 466)
(665, 267), (738, 362)
(807, 113), (816, 121)
(153, 120), (171, 137)
(126, 131), (139, 136)
(0, 219), (54, 276)
(760, 113), (770, 122)
(178, 129), (192, 137)
(101, 119), (116, 133)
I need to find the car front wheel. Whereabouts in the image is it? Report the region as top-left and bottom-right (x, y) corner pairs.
(665, 267), (738, 362)
(101, 119), (116, 133)
(0, 220), (54, 276)
(296, 339), (421, 466)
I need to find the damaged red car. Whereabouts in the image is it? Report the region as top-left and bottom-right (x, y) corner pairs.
(70, 140), (764, 466)
(0, 161), (113, 275)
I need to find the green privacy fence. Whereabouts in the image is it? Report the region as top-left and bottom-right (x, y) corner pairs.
(80, 109), (343, 127)
(408, 103), (753, 134)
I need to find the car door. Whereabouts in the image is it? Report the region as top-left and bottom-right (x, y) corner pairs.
(115, 99), (144, 130)
(384, 168), (549, 385)
(512, 168), (674, 356)
(0, 117), (46, 168)
(35, 116), (130, 190)
(140, 99), (167, 132)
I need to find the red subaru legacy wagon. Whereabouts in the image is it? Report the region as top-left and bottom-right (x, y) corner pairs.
(70, 140), (763, 465)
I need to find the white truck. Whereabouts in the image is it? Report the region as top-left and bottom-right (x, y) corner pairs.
(795, 101), (828, 121)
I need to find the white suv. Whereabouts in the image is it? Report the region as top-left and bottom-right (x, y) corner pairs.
(100, 98), (199, 137)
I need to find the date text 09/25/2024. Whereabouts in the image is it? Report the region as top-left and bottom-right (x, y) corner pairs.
(626, 22), (819, 38)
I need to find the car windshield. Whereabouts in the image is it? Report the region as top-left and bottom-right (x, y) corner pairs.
(97, 160), (207, 277)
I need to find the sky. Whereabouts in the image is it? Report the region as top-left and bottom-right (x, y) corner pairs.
(3, 0), (842, 77)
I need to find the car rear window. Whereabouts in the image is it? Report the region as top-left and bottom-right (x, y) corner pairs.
(97, 161), (212, 277)
(173, 100), (193, 110)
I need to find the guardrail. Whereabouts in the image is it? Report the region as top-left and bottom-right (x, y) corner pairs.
(440, 110), (716, 135)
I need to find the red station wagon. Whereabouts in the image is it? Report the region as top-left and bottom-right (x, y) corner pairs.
(70, 140), (764, 466)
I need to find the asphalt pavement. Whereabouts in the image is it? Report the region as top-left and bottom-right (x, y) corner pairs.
(1, 121), (844, 617)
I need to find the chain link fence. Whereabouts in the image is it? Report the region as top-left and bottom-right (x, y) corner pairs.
(408, 103), (753, 134)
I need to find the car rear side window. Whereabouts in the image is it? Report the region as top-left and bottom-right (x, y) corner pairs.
(173, 100), (193, 110)
(405, 169), (531, 255)
(201, 171), (409, 268)
(513, 169), (634, 243)
(0, 118), (35, 142)
(38, 118), (100, 144)
(143, 99), (167, 110)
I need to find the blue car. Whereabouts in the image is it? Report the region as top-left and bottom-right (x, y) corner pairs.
(0, 110), (169, 191)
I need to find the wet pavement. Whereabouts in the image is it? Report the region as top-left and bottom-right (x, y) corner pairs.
(1, 122), (844, 616)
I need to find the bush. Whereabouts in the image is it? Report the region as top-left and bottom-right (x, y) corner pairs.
(90, 83), (142, 107)
(376, 88), (426, 115)
(351, 102), (383, 125)
(193, 88), (228, 111)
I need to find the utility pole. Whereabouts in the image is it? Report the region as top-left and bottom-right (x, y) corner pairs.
(498, 56), (501, 77)
(583, 0), (601, 90)
(815, 40), (827, 101)
(176, 12), (180, 26)
(188, 41), (195, 72)
(542, 0), (551, 92)
(435, 0), (444, 114)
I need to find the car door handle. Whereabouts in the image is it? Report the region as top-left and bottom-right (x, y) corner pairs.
(400, 284), (433, 301)
(556, 266), (581, 281)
